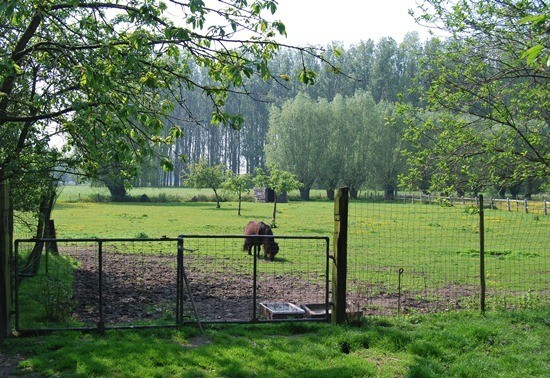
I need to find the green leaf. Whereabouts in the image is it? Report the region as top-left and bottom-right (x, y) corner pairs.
(161, 158), (174, 172)
(521, 45), (544, 66)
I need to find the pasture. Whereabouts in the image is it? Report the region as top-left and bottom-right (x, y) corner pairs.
(13, 187), (549, 329)
(5, 188), (550, 376)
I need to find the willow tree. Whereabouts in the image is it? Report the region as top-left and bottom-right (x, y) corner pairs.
(266, 93), (329, 200)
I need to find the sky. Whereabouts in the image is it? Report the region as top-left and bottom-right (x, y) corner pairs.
(271, 0), (431, 46)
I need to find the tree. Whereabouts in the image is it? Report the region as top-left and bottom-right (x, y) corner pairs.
(332, 91), (377, 198)
(222, 172), (253, 216)
(0, 0), (341, 204)
(402, 0), (550, 193)
(266, 93), (329, 200)
(1, 0), (335, 336)
(185, 160), (226, 208)
(254, 163), (301, 228)
(369, 102), (405, 199)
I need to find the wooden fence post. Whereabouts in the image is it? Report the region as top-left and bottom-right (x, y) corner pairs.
(478, 194), (486, 314)
(1, 182), (12, 340)
(332, 187), (348, 324)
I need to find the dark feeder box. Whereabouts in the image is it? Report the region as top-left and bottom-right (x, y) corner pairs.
(302, 303), (363, 321)
(259, 302), (305, 320)
(301, 303), (331, 319)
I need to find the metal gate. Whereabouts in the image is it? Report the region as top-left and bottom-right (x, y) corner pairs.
(14, 235), (330, 333)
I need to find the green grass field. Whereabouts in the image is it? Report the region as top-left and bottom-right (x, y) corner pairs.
(46, 191), (550, 306)
(16, 187), (549, 314)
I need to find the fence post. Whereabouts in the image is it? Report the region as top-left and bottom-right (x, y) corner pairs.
(98, 240), (105, 334)
(252, 244), (258, 322)
(544, 200), (548, 216)
(478, 195), (486, 314)
(1, 182), (12, 340)
(524, 199), (528, 214)
(177, 237), (183, 324)
(332, 187), (348, 324)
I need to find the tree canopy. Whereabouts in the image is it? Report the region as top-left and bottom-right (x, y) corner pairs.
(401, 0), (549, 195)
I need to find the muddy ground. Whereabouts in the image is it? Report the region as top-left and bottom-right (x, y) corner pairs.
(67, 249), (328, 324)
(60, 249), (473, 325)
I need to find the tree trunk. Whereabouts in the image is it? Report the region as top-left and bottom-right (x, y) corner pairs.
(271, 198), (278, 228)
(326, 188), (335, 201)
(21, 184), (57, 277)
(349, 186), (358, 199)
(237, 194), (242, 216)
(213, 188), (221, 208)
(0, 182), (13, 340)
(299, 188), (310, 200)
(384, 188), (395, 200)
(107, 182), (127, 202)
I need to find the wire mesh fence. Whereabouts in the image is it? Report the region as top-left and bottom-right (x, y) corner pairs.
(14, 235), (329, 333)
(179, 235), (330, 322)
(15, 239), (180, 331)
(346, 196), (549, 316)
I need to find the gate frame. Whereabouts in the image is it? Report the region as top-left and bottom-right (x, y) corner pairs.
(178, 234), (331, 324)
(14, 234), (330, 334)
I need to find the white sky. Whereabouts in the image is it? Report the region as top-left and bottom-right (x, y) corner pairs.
(272, 0), (430, 46)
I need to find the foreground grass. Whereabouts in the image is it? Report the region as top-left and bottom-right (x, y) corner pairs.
(3, 309), (549, 377)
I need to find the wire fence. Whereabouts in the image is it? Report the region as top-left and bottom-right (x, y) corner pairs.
(12, 193), (548, 333)
(346, 195), (549, 316)
(14, 235), (329, 333)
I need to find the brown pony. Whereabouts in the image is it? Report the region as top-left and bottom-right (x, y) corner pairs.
(243, 221), (279, 261)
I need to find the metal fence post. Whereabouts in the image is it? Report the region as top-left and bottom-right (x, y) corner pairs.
(177, 237), (183, 324)
(333, 187), (349, 324)
(252, 244), (259, 322)
(98, 240), (105, 334)
(479, 195), (486, 314)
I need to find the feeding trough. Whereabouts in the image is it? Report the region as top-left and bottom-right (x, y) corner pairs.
(259, 302), (305, 320)
(301, 303), (330, 319)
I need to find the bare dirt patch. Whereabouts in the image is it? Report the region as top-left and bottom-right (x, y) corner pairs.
(66, 249), (326, 325)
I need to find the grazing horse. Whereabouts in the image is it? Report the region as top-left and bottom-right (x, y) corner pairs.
(243, 221), (279, 261)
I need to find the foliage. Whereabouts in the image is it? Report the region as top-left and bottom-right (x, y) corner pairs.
(2, 309), (549, 377)
(266, 93), (329, 199)
(184, 160), (226, 208)
(402, 0), (550, 194)
(266, 91), (404, 200)
(130, 33), (426, 186)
